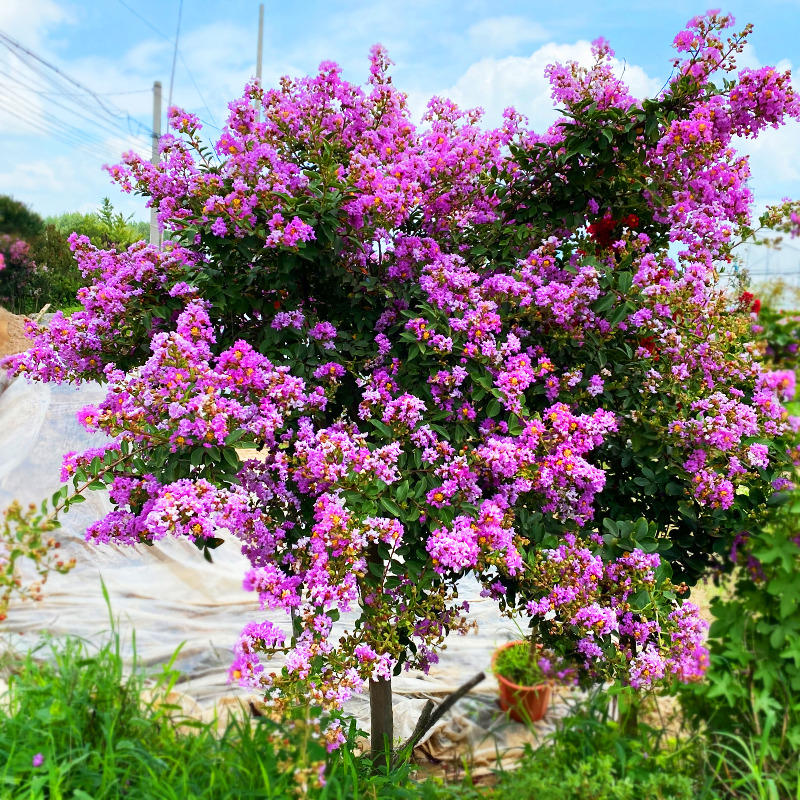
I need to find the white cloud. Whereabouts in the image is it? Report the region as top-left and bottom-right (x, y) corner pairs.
(428, 41), (662, 131)
(717, 45), (799, 212)
(736, 120), (800, 212)
(0, 150), (148, 218)
(735, 42), (794, 75)
(0, 0), (71, 48)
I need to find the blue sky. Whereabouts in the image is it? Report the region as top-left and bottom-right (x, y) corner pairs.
(1, 0), (799, 234)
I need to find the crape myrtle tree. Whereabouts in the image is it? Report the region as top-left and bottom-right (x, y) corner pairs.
(7, 11), (800, 762)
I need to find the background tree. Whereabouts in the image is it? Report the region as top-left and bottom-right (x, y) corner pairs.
(46, 198), (149, 250)
(0, 195), (44, 240)
(0, 198), (149, 315)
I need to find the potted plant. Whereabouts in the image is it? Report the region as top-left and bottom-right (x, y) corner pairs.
(492, 640), (577, 724)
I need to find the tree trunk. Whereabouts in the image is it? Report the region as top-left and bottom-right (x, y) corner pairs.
(370, 675), (394, 770)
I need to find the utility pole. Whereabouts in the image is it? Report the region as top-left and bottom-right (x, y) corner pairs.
(150, 80), (162, 248)
(255, 4), (264, 121)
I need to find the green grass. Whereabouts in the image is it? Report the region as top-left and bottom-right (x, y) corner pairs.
(0, 629), (422, 800)
(2, 625), (796, 799)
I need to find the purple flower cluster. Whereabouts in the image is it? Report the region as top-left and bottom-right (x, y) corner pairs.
(7, 12), (800, 728)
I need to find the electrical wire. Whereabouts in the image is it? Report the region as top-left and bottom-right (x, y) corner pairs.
(0, 31), (155, 170)
(0, 100), (128, 162)
(168, 0), (184, 111)
(0, 63), (150, 150)
(116, 0), (220, 131)
(0, 32), (148, 133)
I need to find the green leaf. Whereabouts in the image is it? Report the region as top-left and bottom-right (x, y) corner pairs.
(205, 537), (226, 550)
(379, 496), (402, 518)
(224, 429), (246, 446)
(396, 480), (410, 504)
(206, 446), (221, 463)
(486, 398), (502, 418)
(222, 448), (240, 470)
(609, 302), (631, 327)
(592, 292), (615, 314)
(628, 590), (650, 612)
(370, 419), (393, 438)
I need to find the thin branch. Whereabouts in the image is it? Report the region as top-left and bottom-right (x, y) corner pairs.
(393, 670), (486, 764)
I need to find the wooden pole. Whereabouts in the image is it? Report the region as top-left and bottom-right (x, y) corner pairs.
(149, 80), (162, 248)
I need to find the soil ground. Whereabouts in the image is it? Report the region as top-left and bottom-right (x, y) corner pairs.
(0, 307), (30, 358)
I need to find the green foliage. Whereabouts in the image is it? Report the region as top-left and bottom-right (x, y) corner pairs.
(677, 506), (800, 760)
(0, 501), (75, 622)
(409, 693), (713, 799)
(46, 197), (149, 250)
(24, 225), (85, 313)
(467, 693), (703, 800)
(492, 641), (576, 688)
(0, 199), (149, 314)
(0, 195), (44, 239)
(0, 235), (39, 314)
(0, 629), (423, 799)
(489, 751), (697, 800)
(675, 300), (800, 788)
(1, 635), (717, 800)
(705, 732), (800, 800)
(758, 300), (800, 372)
(493, 641), (547, 686)
(417, 693), (799, 799)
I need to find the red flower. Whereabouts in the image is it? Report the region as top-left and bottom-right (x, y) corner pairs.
(587, 213), (639, 250)
(587, 214), (617, 248)
(737, 292), (760, 314)
(639, 335), (660, 362)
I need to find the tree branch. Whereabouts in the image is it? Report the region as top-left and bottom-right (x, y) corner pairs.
(393, 670), (486, 765)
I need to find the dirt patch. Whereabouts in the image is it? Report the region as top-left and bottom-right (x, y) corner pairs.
(0, 307), (31, 359)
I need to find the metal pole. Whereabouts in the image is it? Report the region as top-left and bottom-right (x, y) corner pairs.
(255, 4), (264, 121)
(150, 80), (162, 248)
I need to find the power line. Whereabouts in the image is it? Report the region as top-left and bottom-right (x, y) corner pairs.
(0, 34), (156, 154)
(115, 0), (220, 131)
(95, 88), (153, 96)
(0, 32), (147, 132)
(168, 0), (184, 111)
(0, 83), (125, 152)
(0, 99), (128, 162)
(0, 63), (150, 150)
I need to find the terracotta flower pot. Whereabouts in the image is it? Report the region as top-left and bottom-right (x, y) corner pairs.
(492, 640), (552, 724)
